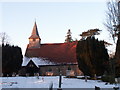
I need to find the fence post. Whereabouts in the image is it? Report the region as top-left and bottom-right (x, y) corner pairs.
(49, 82), (53, 90)
(85, 75), (87, 82)
(95, 86), (100, 90)
(58, 74), (62, 90)
(59, 74), (62, 88)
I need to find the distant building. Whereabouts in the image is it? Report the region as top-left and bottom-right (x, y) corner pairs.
(20, 22), (82, 76)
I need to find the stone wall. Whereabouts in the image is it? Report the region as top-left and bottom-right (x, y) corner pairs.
(39, 64), (82, 76)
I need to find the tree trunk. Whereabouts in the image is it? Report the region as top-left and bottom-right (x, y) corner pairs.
(115, 32), (120, 77)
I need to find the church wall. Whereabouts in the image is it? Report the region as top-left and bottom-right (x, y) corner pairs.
(39, 64), (83, 76)
(28, 39), (40, 48)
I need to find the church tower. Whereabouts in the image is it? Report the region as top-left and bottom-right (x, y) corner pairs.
(28, 21), (41, 48)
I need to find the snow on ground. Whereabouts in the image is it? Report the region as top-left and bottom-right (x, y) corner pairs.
(0, 76), (120, 89)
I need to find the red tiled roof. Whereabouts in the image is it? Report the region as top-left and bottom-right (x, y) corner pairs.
(25, 41), (78, 64)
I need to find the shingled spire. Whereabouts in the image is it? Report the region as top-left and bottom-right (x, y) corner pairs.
(29, 21), (40, 39)
(28, 21), (41, 48)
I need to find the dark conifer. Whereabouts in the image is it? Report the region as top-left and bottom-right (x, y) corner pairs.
(76, 36), (109, 78)
(2, 44), (23, 76)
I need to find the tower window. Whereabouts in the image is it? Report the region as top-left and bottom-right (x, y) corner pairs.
(33, 39), (36, 41)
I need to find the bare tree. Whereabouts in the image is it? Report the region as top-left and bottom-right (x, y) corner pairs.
(0, 32), (10, 45)
(104, 0), (120, 42)
(104, 0), (120, 78)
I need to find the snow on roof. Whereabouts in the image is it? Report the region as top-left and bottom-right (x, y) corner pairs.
(22, 56), (55, 67)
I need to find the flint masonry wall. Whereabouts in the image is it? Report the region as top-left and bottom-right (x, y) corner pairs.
(39, 64), (83, 76)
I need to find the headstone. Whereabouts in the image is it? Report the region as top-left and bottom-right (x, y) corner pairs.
(66, 70), (75, 77)
(117, 78), (120, 83)
(12, 73), (16, 77)
(94, 74), (97, 80)
(36, 73), (39, 79)
(26, 73), (29, 77)
(42, 77), (44, 82)
(7, 74), (9, 77)
(16, 74), (19, 77)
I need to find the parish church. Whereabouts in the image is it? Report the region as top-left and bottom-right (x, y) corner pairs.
(20, 22), (82, 76)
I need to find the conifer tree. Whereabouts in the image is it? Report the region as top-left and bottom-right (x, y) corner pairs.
(65, 29), (73, 43)
(76, 36), (109, 78)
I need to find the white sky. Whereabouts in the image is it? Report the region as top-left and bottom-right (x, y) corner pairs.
(0, 0), (116, 55)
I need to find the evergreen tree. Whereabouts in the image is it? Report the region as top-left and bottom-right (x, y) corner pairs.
(65, 29), (73, 43)
(76, 37), (109, 78)
(2, 44), (23, 76)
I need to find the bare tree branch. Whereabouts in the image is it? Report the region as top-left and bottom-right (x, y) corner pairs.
(0, 32), (10, 45)
(104, 0), (120, 43)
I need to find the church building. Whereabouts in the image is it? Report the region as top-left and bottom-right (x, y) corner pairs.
(21, 22), (82, 76)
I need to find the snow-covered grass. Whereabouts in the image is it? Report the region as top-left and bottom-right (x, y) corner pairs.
(0, 76), (120, 89)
